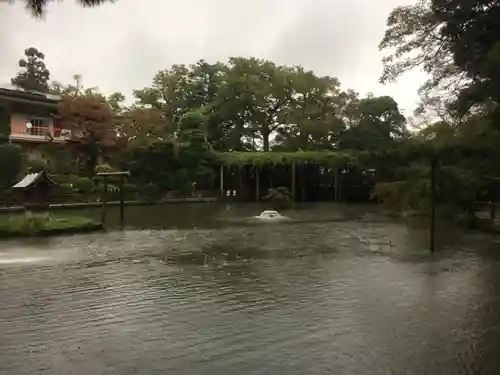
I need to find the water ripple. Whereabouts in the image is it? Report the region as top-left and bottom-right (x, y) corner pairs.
(0, 205), (499, 374)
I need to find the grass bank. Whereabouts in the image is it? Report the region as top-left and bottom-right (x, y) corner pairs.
(0, 214), (103, 237)
(0, 197), (218, 213)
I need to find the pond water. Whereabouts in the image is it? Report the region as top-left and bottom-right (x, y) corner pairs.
(1, 203), (500, 375)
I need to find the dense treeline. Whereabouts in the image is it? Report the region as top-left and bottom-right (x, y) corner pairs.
(5, 0), (500, 213)
(4, 48), (409, 201)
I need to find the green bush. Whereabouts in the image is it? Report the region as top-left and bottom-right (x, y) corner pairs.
(54, 180), (85, 203)
(58, 183), (74, 195)
(124, 183), (137, 192)
(62, 174), (80, 185)
(263, 186), (292, 209)
(73, 177), (95, 200)
(0, 143), (24, 187)
(96, 183), (120, 201)
(26, 159), (48, 173)
(123, 183), (138, 200)
(52, 174), (79, 185)
(50, 174), (65, 184)
(39, 143), (77, 175)
(94, 164), (121, 185)
(143, 182), (159, 201)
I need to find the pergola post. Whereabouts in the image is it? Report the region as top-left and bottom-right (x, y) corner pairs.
(219, 165), (224, 198)
(255, 168), (260, 201)
(334, 167), (340, 202)
(238, 166), (244, 196)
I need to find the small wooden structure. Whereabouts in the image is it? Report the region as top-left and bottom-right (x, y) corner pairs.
(12, 170), (58, 210)
(97, 171), (130, 227)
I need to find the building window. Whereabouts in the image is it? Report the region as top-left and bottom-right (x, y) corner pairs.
(28, 118), (49, 136)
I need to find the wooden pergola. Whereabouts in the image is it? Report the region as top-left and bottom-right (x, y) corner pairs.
(216, 151), (359, 202)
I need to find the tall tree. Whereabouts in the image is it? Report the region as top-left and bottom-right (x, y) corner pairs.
(176, 110), (215, 191)
(221, 57), (294, 151)
(274, 68), (346, 151)
(338, 96), (407, 151)
(377, 0), (500, 211)
(118, 106), (171, 147)
(11, 47), (50, 92)
(431, 0), (500, 121)
(134, 60), (241, 151)
(58, 88), (116, 176)
(51, 74), (99, 97)
(185, 61), (231, 150)
(378, 0), (459, 93)
(137, 57), (402, 153)
(107, 92), (126, 113)
(379, 0), (500, 118)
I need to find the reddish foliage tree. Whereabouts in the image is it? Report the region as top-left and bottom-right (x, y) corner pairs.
(57, 93), (116, 176)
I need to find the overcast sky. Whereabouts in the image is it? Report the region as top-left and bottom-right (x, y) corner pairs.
(0, 0), (425, 115)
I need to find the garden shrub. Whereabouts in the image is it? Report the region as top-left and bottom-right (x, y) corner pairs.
(96, 183), (120, 201)
(0, 143), (24, 187)
(263, 186), (292, 209)
(123, 183), (138, 200)
(73, 177), (95, 200)
(143, 182), (159, 201)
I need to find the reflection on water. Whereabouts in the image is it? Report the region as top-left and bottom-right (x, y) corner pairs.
(0, 256), (50, 264)
(1, 203), (500, 375)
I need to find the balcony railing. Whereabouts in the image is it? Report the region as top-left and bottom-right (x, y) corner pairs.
(10, 124), (71, 142)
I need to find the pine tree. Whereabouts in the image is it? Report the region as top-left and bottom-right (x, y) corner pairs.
(11, 47), (50, 93)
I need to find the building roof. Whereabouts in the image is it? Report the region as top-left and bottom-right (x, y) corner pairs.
(12, 171), (57, 189)
(0, 83), (61, 107)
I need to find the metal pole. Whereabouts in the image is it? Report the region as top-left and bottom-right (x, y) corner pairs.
(334, 167), (339, 201)
(220, 165), (224, 199)
(239, 166), (243, 198)
(430, 156), (437, 253)
(101, 176), (108, 225)
(119, 176), (124, 229)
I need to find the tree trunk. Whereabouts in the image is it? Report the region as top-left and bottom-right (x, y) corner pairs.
(262, 134), (270, 152)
